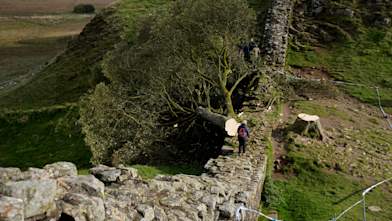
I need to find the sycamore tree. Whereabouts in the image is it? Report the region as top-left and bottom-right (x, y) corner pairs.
(80, 0), (260, 165)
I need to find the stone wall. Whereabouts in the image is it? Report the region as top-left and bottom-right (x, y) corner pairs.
(262, 0), (293, 66)
(0, 129), (267, 221)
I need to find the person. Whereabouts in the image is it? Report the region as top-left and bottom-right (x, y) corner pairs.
(243, 44), (251, 62)
(237, 120), (250, 155)
(252, 46), (261, 60)
(249, 38), (257, 51)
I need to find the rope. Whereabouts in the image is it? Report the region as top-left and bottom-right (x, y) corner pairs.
(330, 177), (392, 221)
(362, 177), (392, 196)
(375, 87), (392, 129)
(330, 199), (363, 221)
(235, 178), (391, 221)
(235, 205), (282, 221)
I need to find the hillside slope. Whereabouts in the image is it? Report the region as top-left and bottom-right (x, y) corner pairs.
(288, 0), (392, 113)
(0, 0), (168, 109)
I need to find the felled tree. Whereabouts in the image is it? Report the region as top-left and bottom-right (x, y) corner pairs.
(80, 0), (259, 165)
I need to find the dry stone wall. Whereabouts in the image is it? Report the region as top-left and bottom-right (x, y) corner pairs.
(262, 0), (293, 66)
(0, 137), (267, 221)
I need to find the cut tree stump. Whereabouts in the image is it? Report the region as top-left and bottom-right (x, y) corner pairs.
(196, 107), (240, 136)
(293, 113), (326, 141)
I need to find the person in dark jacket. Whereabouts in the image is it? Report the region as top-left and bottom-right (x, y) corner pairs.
(237, 120), (250, 155)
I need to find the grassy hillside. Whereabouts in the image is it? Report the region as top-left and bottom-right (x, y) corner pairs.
(0, 0), (169, 109)
(288, 0), (392, 112)
(0, 105), (91, 169)
(262, 98), (392, 220)
(0, 0), (170, 168)
(0, 15), (93, 96)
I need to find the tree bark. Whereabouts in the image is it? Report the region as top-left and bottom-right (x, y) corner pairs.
(196, 107), (239, 136)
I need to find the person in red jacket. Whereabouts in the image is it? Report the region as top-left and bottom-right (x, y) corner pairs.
(237, 120), (250, 155)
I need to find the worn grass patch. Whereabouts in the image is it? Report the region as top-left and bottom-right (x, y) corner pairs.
(294, 100), (350, 120)
(0, 105), (91, 169)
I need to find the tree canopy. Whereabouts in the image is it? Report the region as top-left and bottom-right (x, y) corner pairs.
(80, 0), (260, 165)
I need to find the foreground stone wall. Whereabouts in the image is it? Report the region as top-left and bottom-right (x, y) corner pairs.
(0, 135), (267, 221)
(262, 0), (293, 66)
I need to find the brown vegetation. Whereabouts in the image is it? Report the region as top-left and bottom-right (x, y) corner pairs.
(0, 0), (115, 15)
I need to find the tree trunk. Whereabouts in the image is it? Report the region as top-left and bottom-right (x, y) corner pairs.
(293, 113), (326, 141)
(224, 91), (236, 117)
(196, 107), (239, 136)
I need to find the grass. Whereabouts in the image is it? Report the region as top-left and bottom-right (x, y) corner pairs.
(130, 164), (204, 179)
(288, 26), (392, 112)
(265, 153), (392, 221)
(77, 164), (204, 178)
(294, 101), (350, 120)
(262, 97), (392, 221)
(0, 105), (91, 170)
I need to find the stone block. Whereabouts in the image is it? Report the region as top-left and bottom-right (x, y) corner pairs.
(0, 196), (24, 221)
(60, 193), (105, 221)
(57, 175), (105, 198)
(44, 162), (77, 178)
(1, 179), (57, 219)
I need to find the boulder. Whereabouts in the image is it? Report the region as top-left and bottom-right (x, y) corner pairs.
(153, 206), (168, 221)
(21, 168), (50, 180)
(0, 168), (23, 183)
(90, 165), (121, 183)
(136, 204), (155, 221)
(160, 195), (184, 208)
(44, 162), (78, 178)
(57, 175), (105, 198)
(104, 196), (143, 221)
(0, 196), (24, 221)
(60, 193), (105, 221)
(117, 165), (139, 181)
(218, 201), (236, 218)
(1, 179), (57, 219)
(368, 205), (382, 212)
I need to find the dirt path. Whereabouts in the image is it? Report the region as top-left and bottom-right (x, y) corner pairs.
(271, 102), (291, 178)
